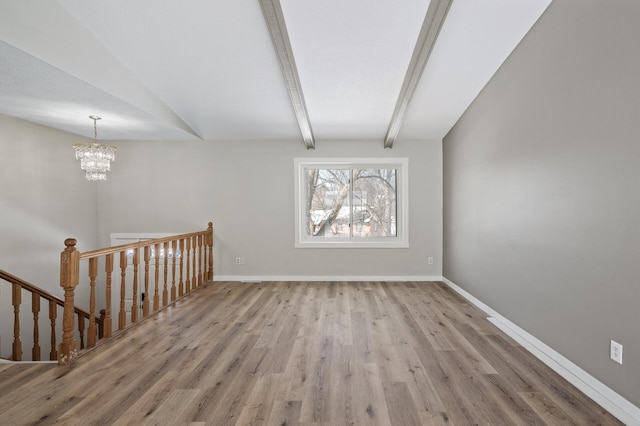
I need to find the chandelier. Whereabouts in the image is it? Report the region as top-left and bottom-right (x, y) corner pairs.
(73, 115), (117, 181)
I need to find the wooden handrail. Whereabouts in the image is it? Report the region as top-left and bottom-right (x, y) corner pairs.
(78, 228), (213, 259)
(0, 268), (101, 362)
(57, 222), (214, 365)
(0, 269), (88, 316)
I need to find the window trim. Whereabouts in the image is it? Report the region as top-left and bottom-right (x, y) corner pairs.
(294, 158), (409, 248)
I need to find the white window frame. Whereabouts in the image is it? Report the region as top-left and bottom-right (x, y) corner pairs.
(294, 158), (409, 248)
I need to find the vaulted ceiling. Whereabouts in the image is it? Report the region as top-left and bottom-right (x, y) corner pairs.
(0, 0), (550, 148)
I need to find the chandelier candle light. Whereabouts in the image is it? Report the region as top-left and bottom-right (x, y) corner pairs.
(73, 115), (117, 181)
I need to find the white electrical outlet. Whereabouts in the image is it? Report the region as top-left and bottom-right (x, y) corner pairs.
(610, 340), (623, 364)
(427, 257), (434, 265)
(235, 257), (245, 265)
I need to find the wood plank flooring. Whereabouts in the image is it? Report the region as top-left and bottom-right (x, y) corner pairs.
(0, 281), (622, 425)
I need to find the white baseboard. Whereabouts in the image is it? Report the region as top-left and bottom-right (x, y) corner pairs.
(214, 275), (444, 282)
(442, 277), (640, 426)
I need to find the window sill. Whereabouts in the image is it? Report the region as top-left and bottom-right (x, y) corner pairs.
(295, 239), (409, 249)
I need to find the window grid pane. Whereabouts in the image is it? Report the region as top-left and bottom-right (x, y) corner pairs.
(306, 168), (350, 238)
(305, 167), (397, 240)
(352, 168), (397, 238)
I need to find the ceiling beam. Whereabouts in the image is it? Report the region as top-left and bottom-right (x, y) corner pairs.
(384, 0), (453, 148)
(259, 0), (315, 149)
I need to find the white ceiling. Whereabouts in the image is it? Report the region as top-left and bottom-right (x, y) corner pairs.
(0, 0), (551, 145)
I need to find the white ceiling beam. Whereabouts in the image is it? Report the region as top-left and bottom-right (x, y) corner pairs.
(259, 0), (315, 149)
(384, 0), (453, 148)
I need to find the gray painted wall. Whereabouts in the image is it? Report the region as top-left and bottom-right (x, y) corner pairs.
(97, 138), (442, 279)
(0, 114), (99, 285)
(0, 114), (98, 358)
(443, 0), (640, 407)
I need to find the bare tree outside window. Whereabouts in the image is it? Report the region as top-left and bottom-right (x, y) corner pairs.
(352, 168), (397, 237)
(305, 167), (397, 239)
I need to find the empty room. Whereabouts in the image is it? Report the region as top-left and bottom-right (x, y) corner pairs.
(1, 0), (638, 424)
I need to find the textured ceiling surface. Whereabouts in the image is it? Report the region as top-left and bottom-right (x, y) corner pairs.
(0, 0), (551, 145)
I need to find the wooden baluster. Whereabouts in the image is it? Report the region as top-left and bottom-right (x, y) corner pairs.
(59, 238), (79, 365)
(208, 222), (214, 282)
(12, 283), (22, 361)
(78, 314), (85, 350)
(87, 257), (98, 348)
(153, 243), (160, 312)
(193, 235), (199, 288)
(104, 254), (113, 338)
(163, 241), (169, 306)
(119, 250), (127, 330)
(198, 234), (203, 287)
(179, 239), (185, 297)
(49, 300), (57, 361)
(191, 236), (196, 289)
(185, 238), (191, 294)
(200, 233), (205, 284)
(192, 236), (197, 290)
(143, 246), (150, 317)
(202, 234), (206, 284)
(203, 236), (209, 283)
(32, 292), (41, 361)
(132, 248), (139, 322)
(171, 240), (177, 301)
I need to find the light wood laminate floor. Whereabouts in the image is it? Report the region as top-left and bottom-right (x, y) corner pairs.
(0, 281), (622, 425)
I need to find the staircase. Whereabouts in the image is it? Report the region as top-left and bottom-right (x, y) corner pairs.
(0, 222), (214, 364)
(0, 268), (97, 362)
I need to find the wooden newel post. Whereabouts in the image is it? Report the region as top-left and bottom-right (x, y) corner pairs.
(207, 222), (214, 281)
(59, 238), (79, 365)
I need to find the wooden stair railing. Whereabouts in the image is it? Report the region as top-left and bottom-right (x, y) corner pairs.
(58, 222), (214, 365)
(0, 269), (101, 362)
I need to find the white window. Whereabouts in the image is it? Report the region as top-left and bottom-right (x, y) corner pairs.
(294, 158), (409, 248)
